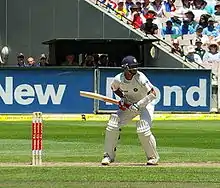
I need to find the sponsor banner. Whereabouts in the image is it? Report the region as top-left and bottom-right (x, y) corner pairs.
(0, 69), (94, 113)
(98, 68), (211, 112)
(0, 114), (220, 121)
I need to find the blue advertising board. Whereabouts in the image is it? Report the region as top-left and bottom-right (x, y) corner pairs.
(98, 68), (211, 112)
(0, 68), (211, 113)
(0, 68), (94, 113)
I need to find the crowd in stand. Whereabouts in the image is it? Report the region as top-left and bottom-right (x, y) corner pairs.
(16, 53), (50, 67)
(99, 0), (220, 69)
(16, 53), (117, 67)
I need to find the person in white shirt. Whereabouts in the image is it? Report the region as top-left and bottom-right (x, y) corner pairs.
(185, 45), (203, 66)
(203, 41), (220, 63)
(101, 56), (159, 166)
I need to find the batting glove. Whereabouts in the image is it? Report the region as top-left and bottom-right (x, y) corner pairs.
(128, 103), (139, 112)
(119, 98), (130, 111)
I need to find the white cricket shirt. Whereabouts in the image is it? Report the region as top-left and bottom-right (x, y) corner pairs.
(111, 71), (153, 104)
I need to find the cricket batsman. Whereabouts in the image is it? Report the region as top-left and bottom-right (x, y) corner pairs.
(101, 55), (159, 165)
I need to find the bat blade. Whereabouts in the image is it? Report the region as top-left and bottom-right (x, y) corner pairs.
(80, 91), (119, 105)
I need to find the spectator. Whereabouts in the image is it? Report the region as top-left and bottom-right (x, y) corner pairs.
(198, 14), (211, 28)
(163, 0), (176, 13)
(98, 54), (109, 66)
(193, 0), (215, 15)
(136, 0), (142, 12)
(203, 41), (220, 63)
(100, 0), (117, 9)
(194, 38), (206, 59)
(185, 45), (203, 64)
(214, 2), (220, 22)
(127, 5), (145, 28)
(142, 0), (151, 15)
(61, 55), (78, 66)
(202, 17), (219, 38)
(27, 57), (39, 67)
(132, 12), (144, 28)
(171, 39), (183, 56)
(115, 0), (127, 18)
(84, 55), (95, 67)
(161, 20), (179, 37)
(179, 18), (195, 35)
(184, 10), (198, 30)
(141, 14), (158, 34)
(181, 0), (193, 9)
(17, 53), (26, 67)
(149, 0), (165, 17)
(125, 0), (134, 13)
(195, 25), (209, 44)
(170, 12), (183, 27)
(92, 54), (100, 66)
(39, 54), (49, 66)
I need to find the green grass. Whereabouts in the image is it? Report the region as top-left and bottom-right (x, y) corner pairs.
(0, 120), (220, 187)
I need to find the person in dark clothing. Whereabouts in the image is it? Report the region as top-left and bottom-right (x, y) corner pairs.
(140, 14), (158, 35)
(194, 38), (206, 60)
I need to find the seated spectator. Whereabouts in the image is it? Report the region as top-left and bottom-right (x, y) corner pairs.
(61, 55), (78, 66)
(195, 25), (209, 44)
(17, 53), (26, 67)
(184, 10), (198, 30)
(84, 55), (95, 67)
(132, 11), (144, 28)
(135, 0), (142, 12)
(149, 0), (165, 17)
(179, 18), (195, 35)
(141, 14), (158, 34)
(193, 0), (215, 15)
(142, 0), (151, 15)
(115, 0), (127, 18)
(203, 41), (220, 63)
(125, 0), (135, 13)
(163, 0), (176, 13)
(161, 20), (179, 37)
(98, 54), (109, 66)
(181, 0), (193, 9)
(147, 9), (164, 29)
(194, 38), (206, 59)
(214, 2), (220, 22)
(171, 39), (183, 56)
(92, 54), (100, 66)
(170, 12), (183, 27)
(185, 45), (203, 64)
(127, 5), (145, 28)
(202, 17), (219, 38)
(100, 0), (117, 9)
(39, 54), (49, 66)
(27, 57), (40, 67)
(198, 14), (211, 28)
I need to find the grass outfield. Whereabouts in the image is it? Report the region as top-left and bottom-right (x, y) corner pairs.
(0, 120), (220, 187)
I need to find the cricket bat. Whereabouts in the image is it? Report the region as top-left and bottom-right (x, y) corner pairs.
(80, 91), (119, 105)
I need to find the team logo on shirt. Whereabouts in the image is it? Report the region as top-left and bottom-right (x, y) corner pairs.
(133, 88), (138, 92)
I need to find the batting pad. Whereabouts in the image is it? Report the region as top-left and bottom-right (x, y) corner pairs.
(104, 114), (120, 160)
(137, 120), (159, 160)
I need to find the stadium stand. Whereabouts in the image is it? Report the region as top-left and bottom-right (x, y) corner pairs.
(89, 0), (219, 78)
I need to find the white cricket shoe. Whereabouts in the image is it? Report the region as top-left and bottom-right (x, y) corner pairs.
(147, 157), (159, 165)
(101, 156), (111, 165)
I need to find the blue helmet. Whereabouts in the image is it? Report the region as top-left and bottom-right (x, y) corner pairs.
(121, 56), (139, 74)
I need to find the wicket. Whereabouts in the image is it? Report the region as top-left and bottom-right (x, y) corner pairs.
(32, 112), (43, 165)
